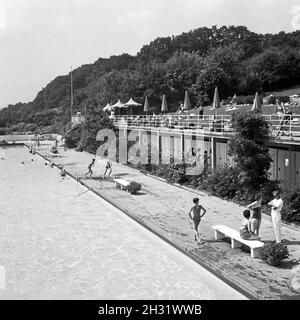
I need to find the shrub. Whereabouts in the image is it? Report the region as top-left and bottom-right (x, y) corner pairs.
(127, 181), (141, 194)
(65, 125), (82, 149)
(281, 189), (300, 222)
(236, 95), (256, 105)
(164, 164), (189, 184)
(228, 111), (272, 191)
(259, 241), (289, 266)
(203, 165), (240, 199)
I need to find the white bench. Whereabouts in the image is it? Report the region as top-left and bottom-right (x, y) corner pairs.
(212, 225), (264, 258)
(113, 178), (130, 191)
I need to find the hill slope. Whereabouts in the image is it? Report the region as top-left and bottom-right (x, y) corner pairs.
(1, 25), (300, 133)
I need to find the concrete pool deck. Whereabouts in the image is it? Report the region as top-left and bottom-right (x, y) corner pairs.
(35, 142), (300, 300)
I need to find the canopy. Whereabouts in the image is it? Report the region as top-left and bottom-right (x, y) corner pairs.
(183, 90), (192, 110)
(251, 92), (262, 112)
(161, 95), (168, 112)
(124, 97), (142, 107)
(102, 103), (112, 111)
(112, 99), (126, 108)
(211, 87), (221, 110)
(144, 95), (150, 113)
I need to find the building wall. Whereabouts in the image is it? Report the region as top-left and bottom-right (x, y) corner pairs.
(269, 147), (300, 191)
(130, 128), (300, 191)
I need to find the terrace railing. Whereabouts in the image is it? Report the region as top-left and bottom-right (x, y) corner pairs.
(112, 115), (234, 134)
(111, 114), (300, 140)
(262, 115), (300, 138)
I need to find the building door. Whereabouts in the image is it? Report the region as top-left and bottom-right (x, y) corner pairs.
(268, 148), (277, 180)
(295, 152), (300, 189)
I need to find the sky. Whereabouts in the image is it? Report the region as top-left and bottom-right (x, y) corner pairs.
(0, 0), (299, 108)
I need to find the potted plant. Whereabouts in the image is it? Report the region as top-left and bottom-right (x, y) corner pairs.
(127, 181), (141, 195)
(259, 241), (289, 266)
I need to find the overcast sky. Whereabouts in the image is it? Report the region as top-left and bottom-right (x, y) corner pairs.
(0, 0), (299, 108)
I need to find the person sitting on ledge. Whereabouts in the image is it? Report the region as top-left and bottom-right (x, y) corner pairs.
(240, 209), (260, 240)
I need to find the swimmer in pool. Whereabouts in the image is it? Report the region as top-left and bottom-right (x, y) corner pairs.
(188, 197), (207, 245)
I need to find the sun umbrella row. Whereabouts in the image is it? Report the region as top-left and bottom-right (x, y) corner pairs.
(103, 97), (141, 112)
(103, 89), (266, 115)
(103, 90), (192, 114)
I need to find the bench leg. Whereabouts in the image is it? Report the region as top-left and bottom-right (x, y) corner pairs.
(231, 238), (242, 249)
(214, 230), (225, 240)
(251, 248), (260, 259)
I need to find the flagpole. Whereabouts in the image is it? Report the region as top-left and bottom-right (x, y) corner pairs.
(70, 66), (74, 121)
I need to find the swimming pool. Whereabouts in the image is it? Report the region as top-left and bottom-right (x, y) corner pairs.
(0, 146), (246, 299)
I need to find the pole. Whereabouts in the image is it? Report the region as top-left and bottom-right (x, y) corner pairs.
(70, 66), (73, 121)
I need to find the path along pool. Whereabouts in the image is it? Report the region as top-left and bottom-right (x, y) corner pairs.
(0, 146), (246, 299)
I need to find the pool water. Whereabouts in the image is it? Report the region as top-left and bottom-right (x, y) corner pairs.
(0, 146), (246, 299)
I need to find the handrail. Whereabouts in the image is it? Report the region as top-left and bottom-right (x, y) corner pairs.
(110, 114), (300, 139)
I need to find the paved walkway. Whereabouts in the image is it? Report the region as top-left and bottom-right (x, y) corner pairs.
(36, 142), (300, 299)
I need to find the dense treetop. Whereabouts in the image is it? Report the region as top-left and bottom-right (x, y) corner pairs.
(1, 25), (300, 133)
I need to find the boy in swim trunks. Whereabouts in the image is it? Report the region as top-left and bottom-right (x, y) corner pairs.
(85, 159), (95, 178)
(103, 160), (112, 180)
(188, 198), (207, 244)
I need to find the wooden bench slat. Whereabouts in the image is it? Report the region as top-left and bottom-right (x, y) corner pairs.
(113, 178), (130, 186)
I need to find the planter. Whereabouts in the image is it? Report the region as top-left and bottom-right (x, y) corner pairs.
(127, 182), (141, 195)
(259, 241), (289, 267)
(267, 257), (282, 266)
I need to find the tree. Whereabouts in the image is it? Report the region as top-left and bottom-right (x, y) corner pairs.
(78, 106), (115, 154)
(228, 111), (272, 192)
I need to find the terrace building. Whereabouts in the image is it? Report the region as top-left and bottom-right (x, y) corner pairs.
(111, 111), (300, 192)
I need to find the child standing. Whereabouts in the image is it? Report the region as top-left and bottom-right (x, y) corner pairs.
(188, 198), (207, 245)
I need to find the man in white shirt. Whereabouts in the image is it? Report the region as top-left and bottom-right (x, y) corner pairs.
(268, 190), (284, 243)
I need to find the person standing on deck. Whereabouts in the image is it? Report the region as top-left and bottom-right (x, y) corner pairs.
(268, 190), (284, 243)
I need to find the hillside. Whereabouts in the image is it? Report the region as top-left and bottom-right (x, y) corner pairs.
(269, 85), (300, 97)
(1, 25), (300, 134)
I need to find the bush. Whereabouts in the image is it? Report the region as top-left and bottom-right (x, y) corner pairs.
(276, 96), (290, 104)
(228, 111), (272, 190)
(259, 241), (289, 266)
(281, 189), (300, 222)
(127, 181), (141, 194)
(203, 165), (240, 199)
(236, 95), (256, 105)
(164, 164), (189, 184)
(65, 125), (82, 149)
